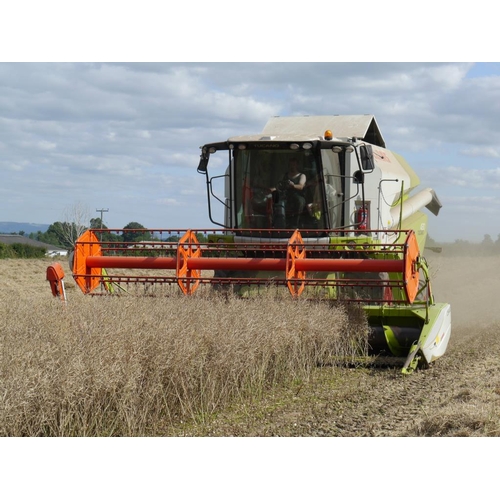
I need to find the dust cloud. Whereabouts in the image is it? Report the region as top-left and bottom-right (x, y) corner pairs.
(425, 253), (500, 340)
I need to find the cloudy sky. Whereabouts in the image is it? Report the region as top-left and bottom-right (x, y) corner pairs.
(2, 62), (500, 242)
(1, 5), (498, 243)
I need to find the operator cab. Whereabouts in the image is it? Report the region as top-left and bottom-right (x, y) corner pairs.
(198, 136), (357, 234)
(236, 145), (328, 231)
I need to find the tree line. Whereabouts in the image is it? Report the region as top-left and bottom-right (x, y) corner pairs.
(26, 218), (159, 249)
(24, 218), (209, 250)
(433, 234), (500, 257)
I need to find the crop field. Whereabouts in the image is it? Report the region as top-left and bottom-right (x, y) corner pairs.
(1, 252), (500, 437)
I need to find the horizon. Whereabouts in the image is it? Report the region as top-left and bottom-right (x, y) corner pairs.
(2, 220), (498, 245)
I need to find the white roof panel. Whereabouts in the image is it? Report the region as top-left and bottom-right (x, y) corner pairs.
(262, 115), (385, 147)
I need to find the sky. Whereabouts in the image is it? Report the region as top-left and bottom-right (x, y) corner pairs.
(1, 5), (499, 243)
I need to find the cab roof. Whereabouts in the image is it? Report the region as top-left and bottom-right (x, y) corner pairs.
(261, 115), (386, 148)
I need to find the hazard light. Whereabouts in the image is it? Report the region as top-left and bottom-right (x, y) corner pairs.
(324, 130), (333, 140)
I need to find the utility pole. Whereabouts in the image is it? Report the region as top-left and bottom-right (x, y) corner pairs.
(96, 208), (109, 229)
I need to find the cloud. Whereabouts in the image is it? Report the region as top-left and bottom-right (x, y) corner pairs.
(426, 165), (500, 190)
(0, 62), (499, 242)
(461, 146), (500, 158)
(157, 198), (182, 207)
(37, 140), (57, 150)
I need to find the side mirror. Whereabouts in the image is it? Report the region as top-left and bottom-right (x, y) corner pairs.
(360, 144), (375, 172)
(197, 155), (209, 174)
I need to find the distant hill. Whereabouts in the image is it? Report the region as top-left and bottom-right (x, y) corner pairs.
(0, 221), (50, 235)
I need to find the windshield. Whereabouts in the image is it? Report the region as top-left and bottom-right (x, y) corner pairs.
(233, 147), (332, 231)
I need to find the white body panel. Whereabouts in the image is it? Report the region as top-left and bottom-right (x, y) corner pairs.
(421, 303), (452, 363)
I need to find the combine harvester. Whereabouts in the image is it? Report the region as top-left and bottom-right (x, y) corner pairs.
(47, 115), (451, 374)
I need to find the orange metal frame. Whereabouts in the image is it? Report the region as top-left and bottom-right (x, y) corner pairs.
(73, 230), (103, 294)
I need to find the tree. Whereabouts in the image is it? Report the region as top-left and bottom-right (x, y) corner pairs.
(29, 230), (44, 241)
(40, 222), (68, 247)
(122, 222), (151, 243)
(90, 217), (123, 244)
(90, 217), (108, 230)
(54, 201), (91, 248)
(482, 234), (494, 245)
